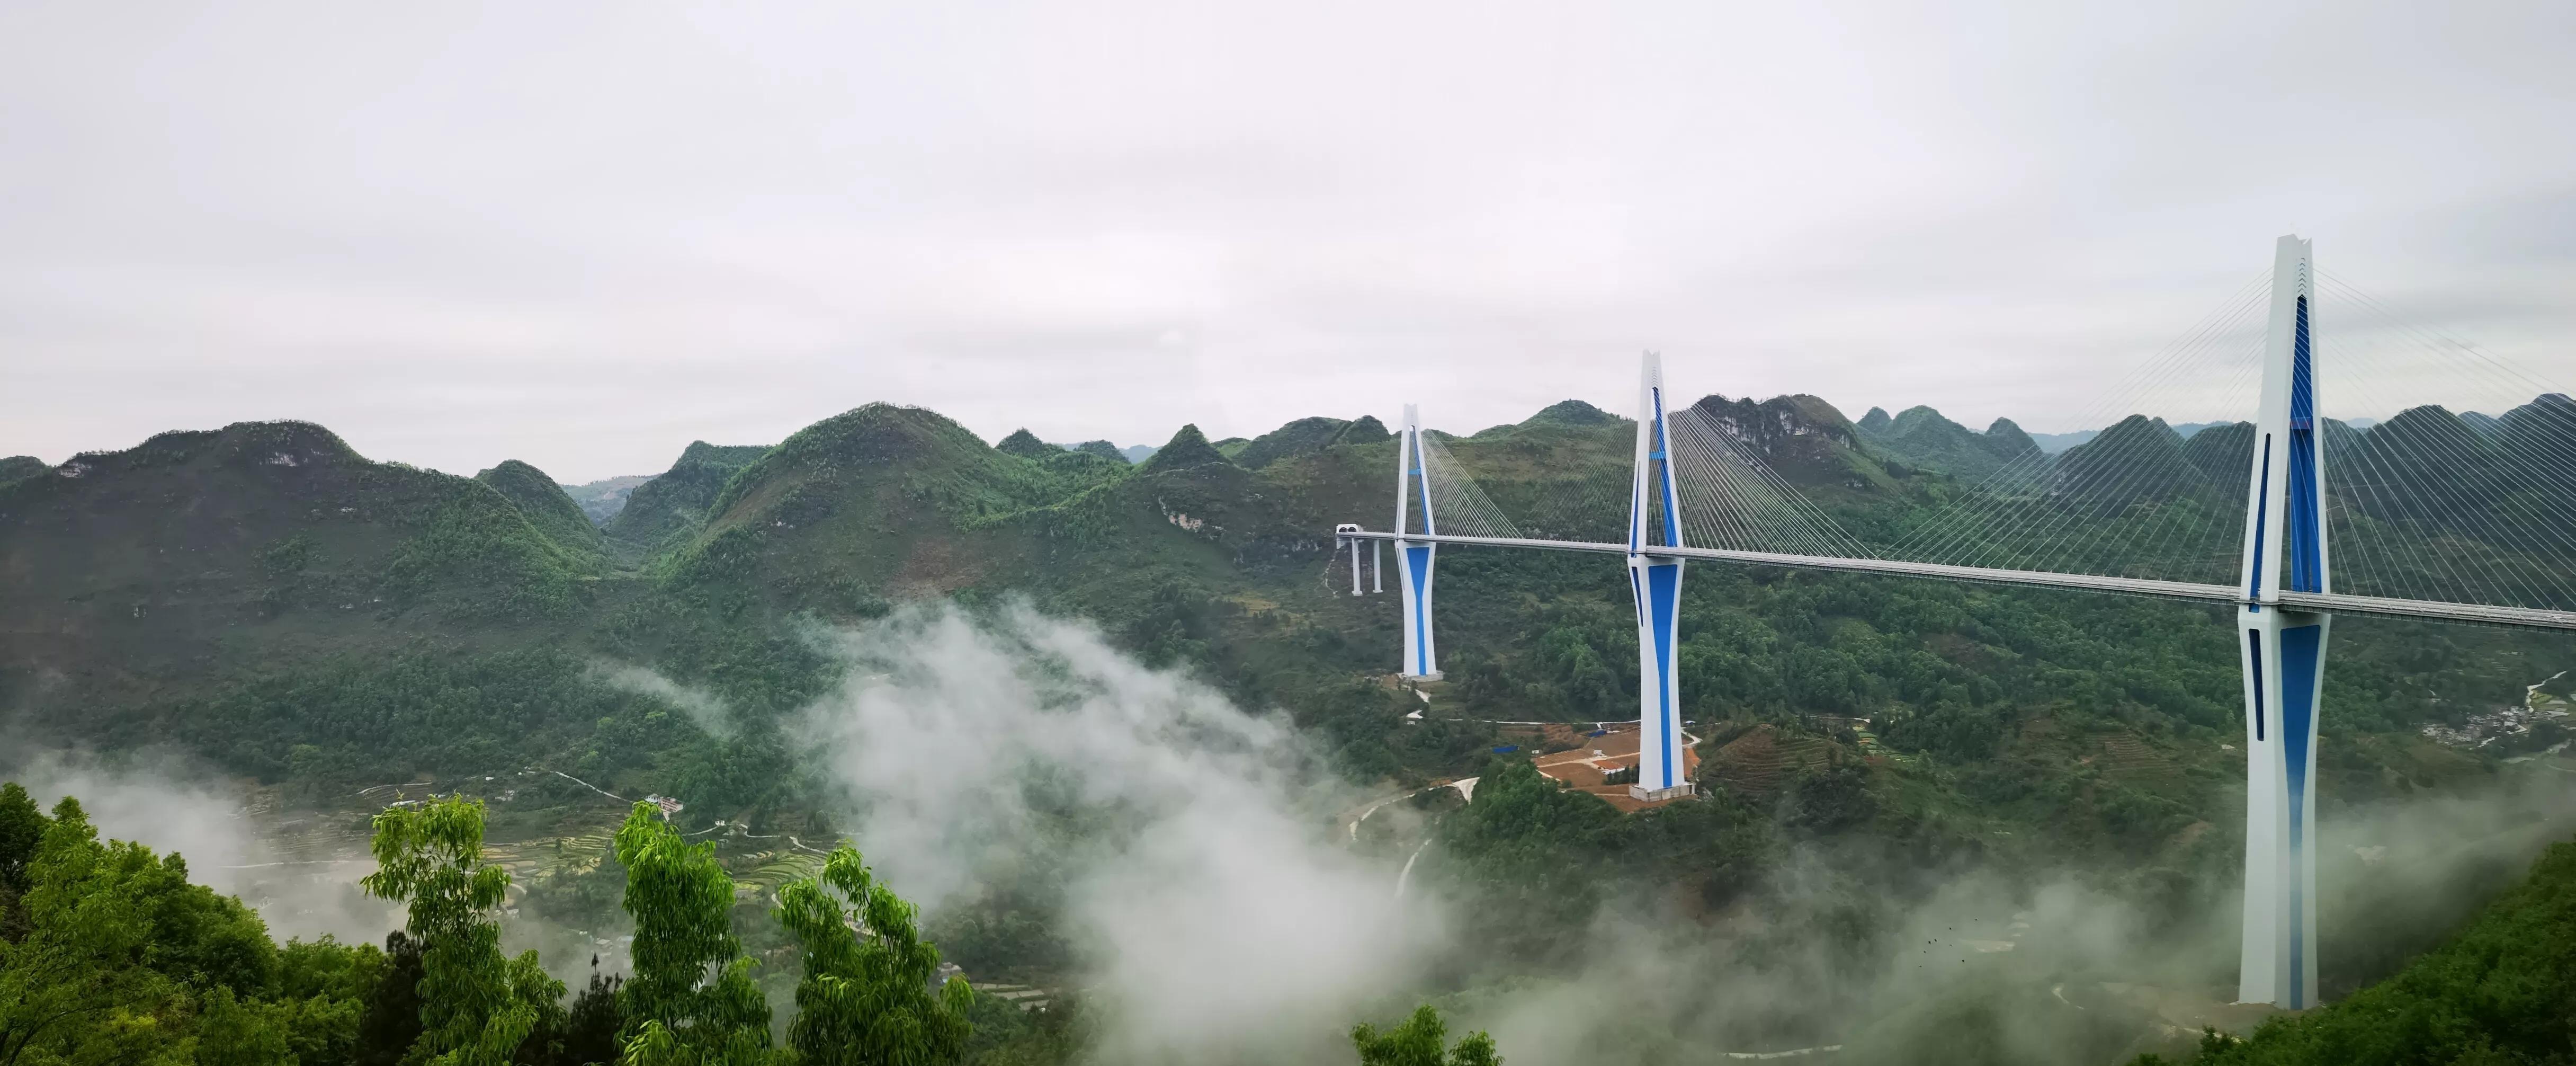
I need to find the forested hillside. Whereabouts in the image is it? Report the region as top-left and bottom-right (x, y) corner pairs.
(603, 441), (771, 549)
(6, 394), (2574, 1063)
(2136, 838), (2576, 1065)
(5, 395), (2564, 861)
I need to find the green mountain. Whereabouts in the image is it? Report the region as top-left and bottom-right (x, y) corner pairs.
(1692, 393), (1900, 493)
(0, 420), (600, 720)
(10, 395), (2574, 1065)
(2496, 393), (2576, 498)
(1069, 439), (1129, 463)
(1985, 416), (2042, 455)
(995, 428), (1057, 459)
(8, 399), (2551, 796)
(602, 440), (770, 547)
(1231, 415), (1393, 470)
(475, 459), (602, 556)
(2178, 420), (2255, 482)
(1856, 405), (2044, 482)
(1137, 423), (1231, 473)
(2052, 415), (2200, 509)
(1524, 399), (1621, 427)
(661, 404), (1130, 606)
(0, 455), (44, 487)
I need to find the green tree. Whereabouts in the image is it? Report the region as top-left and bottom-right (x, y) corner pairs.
(354, 932), (429, 1066)
(611, 801), (770, 1066)
(1350, 1005), (1501, 1066)
(0, 784), (47, 946)
(196, 984), (293, 1066)
(0, 784), (42, 895)
(1427, 759), (1621, 964)
(774, 845), (973, 1065)
(362, 795), (567, 1066)
(275, 935), (389, 1066)
(0, 797), (183, 1066)
(561, 974), (626, 1066)
(2148, 840), (2576, 1065)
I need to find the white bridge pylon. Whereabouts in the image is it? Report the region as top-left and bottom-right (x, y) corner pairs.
(1396, 403), (1441, 681)
(2238, 234), (2328, 1009)
(1627, 353), (1694, 802)
(1329, 235), (2576, 1010)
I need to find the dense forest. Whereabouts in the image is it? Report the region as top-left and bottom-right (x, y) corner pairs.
(12, 774), (2576, 1065)
(0, 785), (1058, 1065)
(5, 393), (2575, 1063)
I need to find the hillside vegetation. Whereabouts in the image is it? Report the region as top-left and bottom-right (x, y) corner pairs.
(602, 441), (770, 548)
(2141, 838), (2576, 1065)
(7, 394), (2575, 1062)
(7, 399), (2559, 825)
(476, 459), (603, 557)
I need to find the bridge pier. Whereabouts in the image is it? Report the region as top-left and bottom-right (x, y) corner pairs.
(1396, 404), (1441, 680)
(2236, 234), (2330, 1009)
(2239, 608), (2328, 1007)
(1629, 353), (1693, 802)
(1629, 555), (1690, 801)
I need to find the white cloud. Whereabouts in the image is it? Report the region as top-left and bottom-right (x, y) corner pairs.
(796, 603), (1439, 1062)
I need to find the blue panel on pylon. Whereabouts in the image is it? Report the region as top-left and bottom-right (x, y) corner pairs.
(2289, 296), (2314, 424)
(1647, 563), (1680, 788)
(2281, 623), (2322, 1007)
(2286, 296), (2324, 593)
(1406, 546), (1433, 674)
(2248, 437), (2272, 600)
(2288, 439), (2322, 592)
(1651, 390), (1679, 547)
(2246, 629), (2265, 742)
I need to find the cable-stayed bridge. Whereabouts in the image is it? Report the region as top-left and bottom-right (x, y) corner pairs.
(1330, 236), (2576, 1011)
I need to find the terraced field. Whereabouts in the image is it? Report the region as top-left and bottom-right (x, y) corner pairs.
(2095, 734), (2179, 782)
(1702, 725), (1845, 801)
(729, 846), (830, 900)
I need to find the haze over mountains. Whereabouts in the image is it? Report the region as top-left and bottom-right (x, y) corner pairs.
(447, 398), (2455, 541)
(2016, 417), (2384, 456)
(0, 395), (2436, 525)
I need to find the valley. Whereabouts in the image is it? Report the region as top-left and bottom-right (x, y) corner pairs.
(10, 394), (2576, 1064)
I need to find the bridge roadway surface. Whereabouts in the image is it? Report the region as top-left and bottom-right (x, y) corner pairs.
(1336, 530), (2576, 633)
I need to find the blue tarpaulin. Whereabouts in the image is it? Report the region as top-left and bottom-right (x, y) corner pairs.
(1491, 744), (1519, 754)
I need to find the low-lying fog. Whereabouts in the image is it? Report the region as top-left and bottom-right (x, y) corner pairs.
(11, 601), (2575, 1064)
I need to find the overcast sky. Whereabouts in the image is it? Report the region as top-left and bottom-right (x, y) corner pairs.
(4, 2), (2571, 482)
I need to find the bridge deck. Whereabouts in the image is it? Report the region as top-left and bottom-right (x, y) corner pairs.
(1336, 530), (2576, 633)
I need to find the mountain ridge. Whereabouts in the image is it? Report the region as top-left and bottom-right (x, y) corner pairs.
(602, 440), (770, 547)
(1855, 404), (2042, 482)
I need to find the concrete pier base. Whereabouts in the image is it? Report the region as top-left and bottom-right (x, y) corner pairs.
(1628, 781), (1694, 803)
